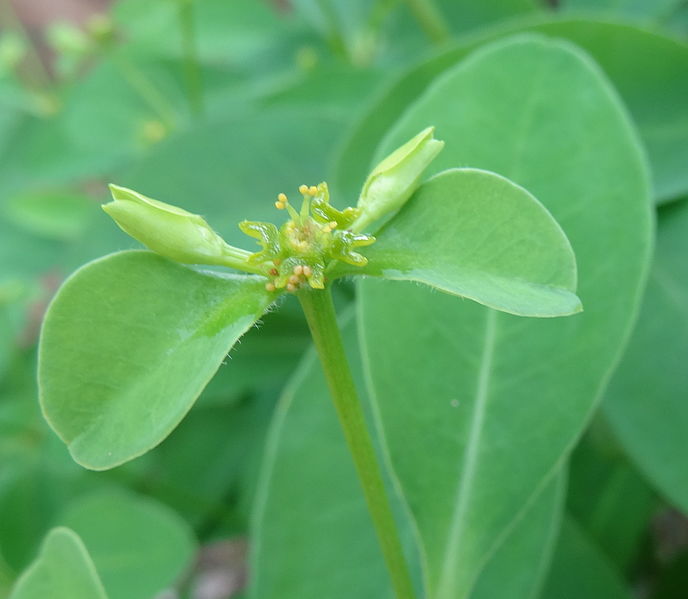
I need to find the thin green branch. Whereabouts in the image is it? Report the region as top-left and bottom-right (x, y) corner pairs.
(298, 287), (416, 599)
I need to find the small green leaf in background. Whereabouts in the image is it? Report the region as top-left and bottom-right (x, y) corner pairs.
(603, 198), (688, 513)
(358, 33), (651, 599)
(349, 168), (580, 317)
(539, 517), (633, 599)
(9, 527), (108, 599)
(56, 491), (196, 599)
(38, 250), (274, 470)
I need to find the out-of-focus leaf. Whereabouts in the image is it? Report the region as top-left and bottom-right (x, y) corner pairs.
(8, 528), (107, 599)
(142, 390), (277, 532)
(567, 426), (657, 571)
(56, 491), (196, 599)
(436, 0), (543, 33)
(4, 190), (93, 241)
(603, 198), (688, 513)
(559, 0), (683, 24)
(539, 518), (633, 599)
(38, 251), (274, 469)
(359, 34), (651, 599)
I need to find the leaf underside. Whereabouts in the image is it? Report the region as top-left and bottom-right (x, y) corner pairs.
(38, 250), (273, 469)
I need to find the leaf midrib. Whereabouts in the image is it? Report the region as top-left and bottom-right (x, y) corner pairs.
(435, 308), (498, 598)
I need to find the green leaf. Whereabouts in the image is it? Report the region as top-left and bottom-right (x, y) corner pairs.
(252, 314), (564, 599)
(349, 168), (580, 317)
(539, 517), (633, 599)
(470, 473), (565, 599)
(56, 491), (196, 599)
(358, 34), (651, 599)
(334, 19), (688, 204)
(9, 528), (108, 599)
(603, 198), (688, 513)
(38, 250), (273, 470)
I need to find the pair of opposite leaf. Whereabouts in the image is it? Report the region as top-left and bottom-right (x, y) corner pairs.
(38, 127), (582, 470)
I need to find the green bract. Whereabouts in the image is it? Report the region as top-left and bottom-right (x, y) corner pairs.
(353, 126), (444, 232)
(104, 184), (256, 271)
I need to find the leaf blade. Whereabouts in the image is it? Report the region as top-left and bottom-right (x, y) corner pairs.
(350, 168), (581, 317)
(359, 34), (652, 599)
(38, 250), (273, 469)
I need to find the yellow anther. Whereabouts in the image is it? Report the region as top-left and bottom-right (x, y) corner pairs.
(293, 265), (304, 275)
(299, 184), (309, 195)
(309, 185), (318, 196)
(265, 282), (276, 292)
(286, 282), (298, 292)
(275, 201), (285, 210)
(277, 192), (287, 202)
(303, 265), (313, 278)
(288, 274), (300, 285)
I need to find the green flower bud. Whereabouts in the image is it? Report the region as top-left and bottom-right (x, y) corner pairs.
(353, 127), (444, 232)
(103, 184), (253, 270)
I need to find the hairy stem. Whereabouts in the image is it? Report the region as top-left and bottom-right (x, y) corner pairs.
(298, 287), (416, 599)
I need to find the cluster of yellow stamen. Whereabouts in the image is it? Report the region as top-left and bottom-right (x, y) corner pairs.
(265, 263), (315, 293)
(240, 181), (374, 294)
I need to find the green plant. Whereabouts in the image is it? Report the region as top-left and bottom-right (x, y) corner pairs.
(2, 1), (685, 598)
(35, 125), (581, 599)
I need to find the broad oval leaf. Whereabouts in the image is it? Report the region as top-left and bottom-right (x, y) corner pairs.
(38, 250), (273, 470)
(603, 198), (688, 513)
(359, 34), (651, 599)
(348, 168), (580, 317)
(57, 491), (196, 599)
(9, 528), (107, 599)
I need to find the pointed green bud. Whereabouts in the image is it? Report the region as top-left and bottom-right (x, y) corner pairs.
(103, 184), (253, 271)
(353, 127), (444, 232)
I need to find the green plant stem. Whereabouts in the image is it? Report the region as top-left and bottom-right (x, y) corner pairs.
(178, 0), (204, 117)
(403, 0), (451, 44)
(298, 287), (416, 599)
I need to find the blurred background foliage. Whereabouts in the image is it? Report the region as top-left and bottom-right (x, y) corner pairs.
(0, 0), (686, 598)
